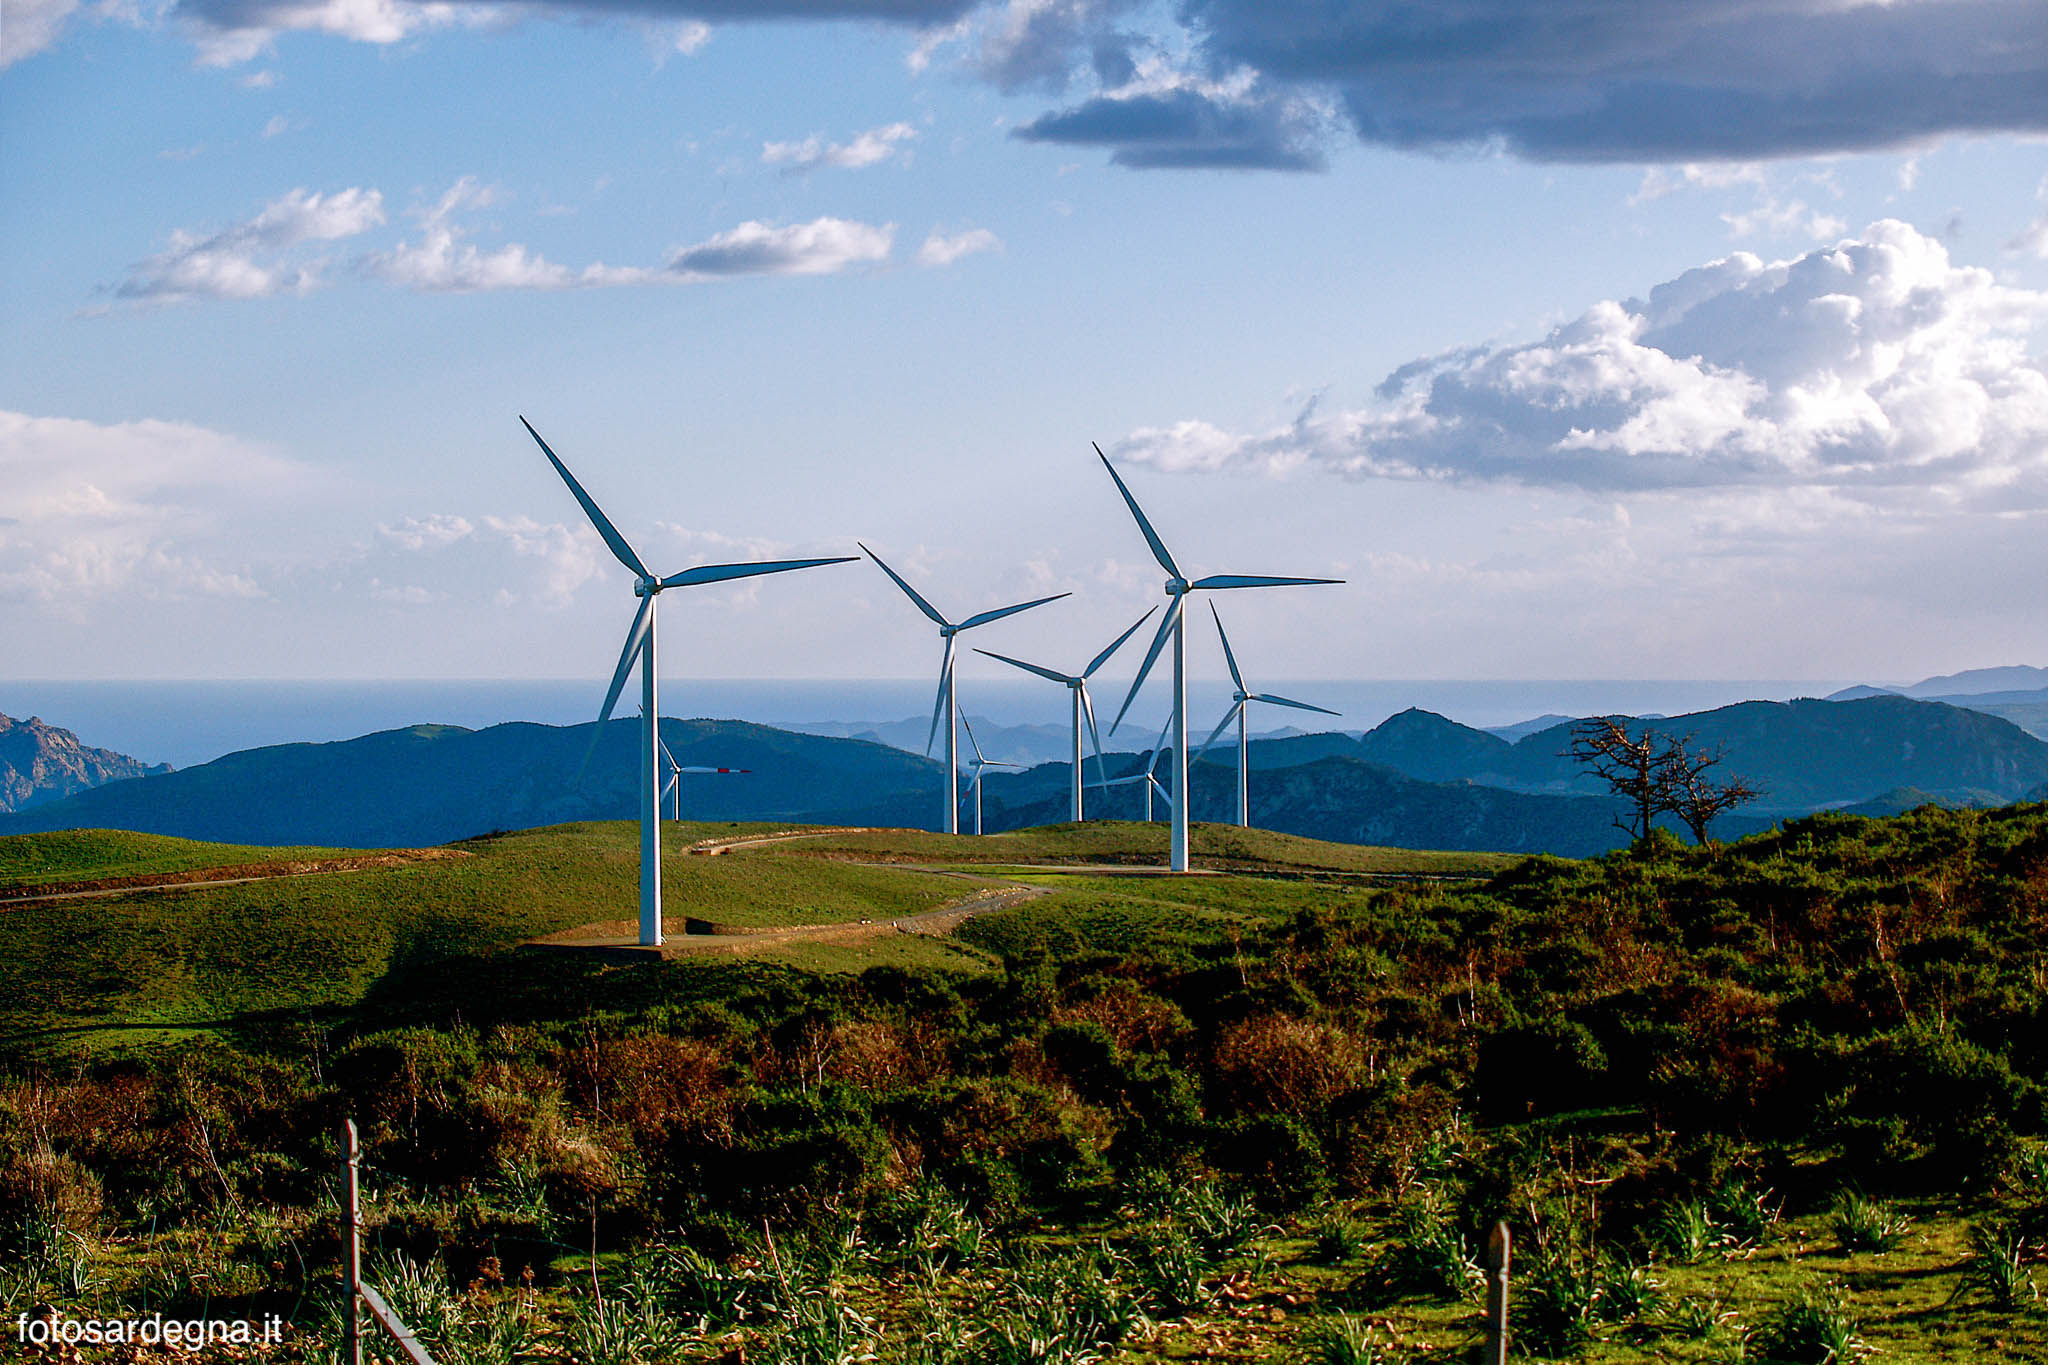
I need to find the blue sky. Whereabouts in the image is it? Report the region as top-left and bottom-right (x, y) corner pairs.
(4, 0), (2047, 694)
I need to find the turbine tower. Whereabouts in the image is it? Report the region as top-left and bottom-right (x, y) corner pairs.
(860, 544), (1067, 834)
(974, 607), (1155, 822)
(1098, 444), (1343, 871)
(958, 714), (1020, 836)
(1194, 602), (1340, 827)
(524, 417), (852, 946)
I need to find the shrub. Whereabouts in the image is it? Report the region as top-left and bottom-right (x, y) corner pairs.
(1648, 1198), (1722, 1265)
(1951, 1220), (2040, 1309)
(1516, 1254), (1601, 1357)
(1370, 1189), (1481, 1302)
(1310, 1214), (1366, 1265)
(1298, 1313), (1403, 1365)
(1746, 1284), (1871, 1365)
(1829, 1189), (1910, 1254)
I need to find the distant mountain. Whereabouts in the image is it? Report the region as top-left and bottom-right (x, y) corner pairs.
(1485, 713), (1579, 743)
(0, 714), (171, 814)
(985, 755), (1643, 857)
(1332, 697), (2048, 814)
(1903, 665), (2048, 697)
(1825, 684), (1900, 701)
(0, 719), (940, 846)
(782, 713), (1316, 767)
(1836, 786), (2009, 818)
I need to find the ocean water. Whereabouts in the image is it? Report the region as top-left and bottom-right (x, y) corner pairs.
(2, 678), (1854, 770)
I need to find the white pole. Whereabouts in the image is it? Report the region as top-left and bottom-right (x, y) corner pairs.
(944, 657), (959, 834)
(1171, 603), (1189, 872)
(1237, 704), (1249, 827)
(640, 598), (662, 947)
(1070, 687), (1084, 822)
(974, 774), (983, 835)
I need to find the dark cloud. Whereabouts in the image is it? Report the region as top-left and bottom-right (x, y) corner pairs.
(179, 0), (975, 24)
(1013, 86), (1327, 170)
(1182, 0), (2048, 163)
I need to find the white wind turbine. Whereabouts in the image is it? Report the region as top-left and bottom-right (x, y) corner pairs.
(958, 714), (1020, 836)
(860, 544), (1068, 834)
(1098, 444), (1343, 871)
(656, 733), (750, 822)
(1193, 602), (1340, 828)
(1089, 712), (1175, 823)
(524, 417), (853, 946)
(974, 606), (1156, 823)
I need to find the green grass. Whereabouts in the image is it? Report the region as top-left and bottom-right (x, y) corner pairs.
(0, 828), (364, 890)
(0, 821), (1002, 1057)
(765, 819), (1517, 877)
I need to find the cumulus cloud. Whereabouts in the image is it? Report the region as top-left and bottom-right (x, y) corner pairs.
(0, 0), (82, 66)
(762, 121), (917, 172)
(0, 409), (302, 603)
(1109, 221), (2048, 510)
(915, 226), (999, 266)
(669, 217), (893, 278)
(113, 186), (385, 304)
(169, 0), (975, 65)
(1014, 81), (1328, 170)
(360, 178), (654, 292)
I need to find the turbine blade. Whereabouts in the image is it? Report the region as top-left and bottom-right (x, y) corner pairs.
(961, 712), (987, 764)
(597, 596), (654, 727)
(1082, 605), (1157, 678)
(1251, 693), (1342, 716)
(925, 637), (955, 756)
(974, 648), (1074, 686)
(861, 544), (950, 627)
(676, 766), (750, 773)
(1080, 686), (1108, 789)
(1210, 600), (1245, 692)
(658, 737), (678, 770)
(1191, 573), (1344, 590)
(1192, 702), (1242, 767)
(1094, 443), (1179, 578)
(520, 417), (650, 580)
(957, 592), (1070, 632)
(1110, 596), (1182, 734)
(660, 556), (856, 589)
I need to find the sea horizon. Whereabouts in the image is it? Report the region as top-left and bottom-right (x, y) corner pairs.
(3, 677), (1864, 770)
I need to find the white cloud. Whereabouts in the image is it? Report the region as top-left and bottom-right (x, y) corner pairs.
(0, 0), (81, 66)
(2010, 177), (2048, 260)
(261, 113), (296, 137)
(762, 121), (918, 172)
(0, 410), (303, 604)
(238, 68), (280, 87)
(669, 217), (894, 279)
(1720, 197), (1847, 242)
(378, 513), (475, 550)
(915, 227), (1000, 267)
(361, 179), (654, 292)
(1629, 162), (1768, 205)
(113, 186), (386, 304)
(1110, 221), (2048, 511)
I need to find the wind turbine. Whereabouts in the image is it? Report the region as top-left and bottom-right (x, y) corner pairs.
(860, 544), (1068, 834)
(1193, 602), (1340, 828)
(657, 733), (750, 822)
(1098, 444), (1343, 871)
(524, 417), (853, 946)
(974, 607), (1156, 822)
(1089, 712), (1175, 822)
(958, 714), (1020, 836)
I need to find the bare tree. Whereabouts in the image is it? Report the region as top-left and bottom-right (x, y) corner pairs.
(1663, 739), (1761, 847)
(1567, 718), (1673, 842)
(1566, 719), (1759, 848)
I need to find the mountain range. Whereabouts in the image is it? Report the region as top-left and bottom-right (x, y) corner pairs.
(7, 684), (2048, 856)
(0, 714), (171, 814)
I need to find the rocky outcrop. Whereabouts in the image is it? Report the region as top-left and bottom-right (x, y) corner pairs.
(0, 714), (171, 813)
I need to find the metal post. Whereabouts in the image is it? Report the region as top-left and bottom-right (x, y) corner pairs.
(640, 602), (662, 946)
(1484, 1220), (1510, 1365)
(1237, 705), (1249, 827)
(1170, 607), (1188, 872)
(343, 1120), (362, 1365)
(944, 658), (958, 834)
(1070, 687), (1083, 822)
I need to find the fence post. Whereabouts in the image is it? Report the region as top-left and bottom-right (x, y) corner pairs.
(1484, 1219), (1511, 1365)
(344, 1119), (362, 1365)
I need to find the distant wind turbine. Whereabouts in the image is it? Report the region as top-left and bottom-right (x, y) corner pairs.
(1089, 712), (1175, 822)
(1097, 444), (1343, 871)
(958, 714), (1020, 836)
(975, 607), (1155, 822)
(1193, 602), (1340, 827)
(860, 543), (1068, 834)
(657, 733), (750, 822)
(524, 417), (853, 946)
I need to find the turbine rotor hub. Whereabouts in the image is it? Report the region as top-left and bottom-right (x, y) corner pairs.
(634, 578), (660, 597)
(1164, 576), (1188, 595)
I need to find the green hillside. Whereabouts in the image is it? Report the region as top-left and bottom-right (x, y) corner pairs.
(0, 828), (360, 890)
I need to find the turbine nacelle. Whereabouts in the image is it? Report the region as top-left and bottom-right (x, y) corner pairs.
(1165, 576), (1188, 595)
